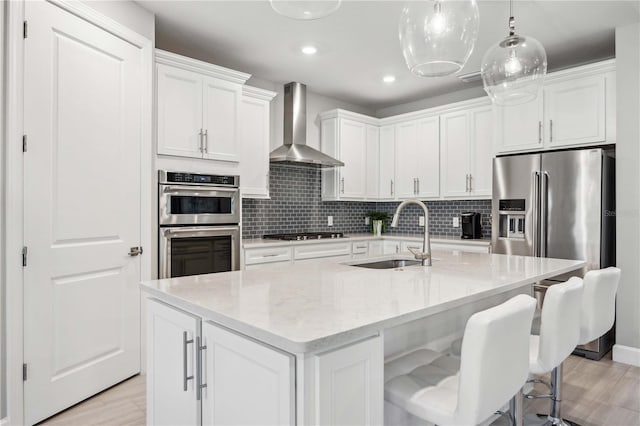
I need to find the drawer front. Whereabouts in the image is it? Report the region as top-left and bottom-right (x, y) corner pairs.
(431, 242), (490, 253)
(294, 242), (352, 260)
(244, 247), (293, 265)
(352, 241), (369, 255)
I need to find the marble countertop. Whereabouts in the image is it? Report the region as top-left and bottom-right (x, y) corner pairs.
(141, 252), (584, 353)
(242, 233), (492, 249)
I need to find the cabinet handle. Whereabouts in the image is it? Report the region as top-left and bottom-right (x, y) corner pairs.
(416, 178), (420, 195)
(340, 177), (345, 194)
(203, 129), (208, 153)
(538, 121), (542, 143)
(266, 173), (269, 191)
(198, 129), (204, 153)
(413, 178), (417, 195)
(390, 179), (394, 196)
(549, 120), (553, 142)
(262, 253), (280, 258)
(396, 245), (399, 254)
(183, 331), (194, 392)
(465, 174), (469, 192)
(196, 336), (207, 401)
(468, 174), (472, 192)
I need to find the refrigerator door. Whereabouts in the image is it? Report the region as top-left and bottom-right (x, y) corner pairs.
(541, 149), (603, 279)
(492, 154), (541, 256)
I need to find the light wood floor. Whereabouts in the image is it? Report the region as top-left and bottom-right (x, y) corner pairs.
(39, 353), (639, 426)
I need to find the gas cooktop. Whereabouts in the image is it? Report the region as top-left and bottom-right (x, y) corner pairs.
(263, 232), (345, 241)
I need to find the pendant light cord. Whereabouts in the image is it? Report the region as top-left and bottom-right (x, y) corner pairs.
(508, 0), (515, 36)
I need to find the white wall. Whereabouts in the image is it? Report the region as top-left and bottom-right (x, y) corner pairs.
(375, 85), (486, 118)
(613, 23), (640, 366)
(81, 0), (154, 41)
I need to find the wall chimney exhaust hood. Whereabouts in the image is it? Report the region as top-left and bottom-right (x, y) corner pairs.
(269, 82), (344, 167)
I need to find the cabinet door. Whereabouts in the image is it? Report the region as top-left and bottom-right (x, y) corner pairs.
(440, 110), (470, 197)
(157, 64), (203, 158)
(383, 240), (401, 255)
(315, 336), (383, 426)
(146, 299), (199, 426)
(495, 94), (543, 153)
(202, 76), (241, 162)
(201, 322), (294, 426)
(469, 105), (494, 197)
(321, 118), (339, 200)
(544, 75), (606, 148)
(365, 125), (380, 199)
(415, 116), (440, 198)
(240, 95), (270, 198)
(339, 119), (367, 199)
(395, 121), (418, 199)
(379, 125), (396, 200)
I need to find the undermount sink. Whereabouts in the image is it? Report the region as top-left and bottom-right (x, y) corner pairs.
(350, 259), (422, 269)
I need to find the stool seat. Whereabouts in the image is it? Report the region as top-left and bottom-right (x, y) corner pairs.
(385, 349), (460, 423)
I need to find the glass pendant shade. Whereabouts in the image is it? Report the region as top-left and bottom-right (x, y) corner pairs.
(270, 0), (341, 20)
(399, 0), (480, 78)
(481, 20), (547, 105)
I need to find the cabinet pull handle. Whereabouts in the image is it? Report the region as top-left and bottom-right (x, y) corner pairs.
(203, 129), (208, 153)
(549, 120), (553, 142)
(538, 121), (542, 143)
(340, 177), (345, 194)
(413, 178), (416, 195)
(416, 178), (420, 195)
(198, 129), (204, 153)
(465, 174), (469, 192)
(390, 179), (394, 196)
(468, 174), (472, 192)
(183, 331), (194, 392)
(196, 336), (207, 401)
(266, 173), (269, 191)
(262, 253), (280, 258)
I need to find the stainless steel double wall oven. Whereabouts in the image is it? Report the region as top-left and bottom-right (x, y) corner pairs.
(158, 170), (240, 279)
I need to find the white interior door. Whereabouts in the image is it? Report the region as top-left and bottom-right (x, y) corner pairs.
(23, 2), (143, 423)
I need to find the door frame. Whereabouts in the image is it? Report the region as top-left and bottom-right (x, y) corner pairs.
(3, 1), (153, 423)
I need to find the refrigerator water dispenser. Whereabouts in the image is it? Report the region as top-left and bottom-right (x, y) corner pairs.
(498, 199), (526, 239)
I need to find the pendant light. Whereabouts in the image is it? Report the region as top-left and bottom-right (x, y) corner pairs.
(270, 0), (341, 20)
(481, 0), (547, 106)
(399, 0), (480, 78)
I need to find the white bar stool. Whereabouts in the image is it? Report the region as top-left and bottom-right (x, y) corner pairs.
(526, 277), (584, 426)
(578, 267), (620, 347)
(384, 294), (537, 426)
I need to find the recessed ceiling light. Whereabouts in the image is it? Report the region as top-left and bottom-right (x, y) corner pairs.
(383, 75), (396, 83)
(301, 45), (318, 55)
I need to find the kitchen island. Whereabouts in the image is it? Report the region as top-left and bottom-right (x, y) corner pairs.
(141, 251), (584, 426)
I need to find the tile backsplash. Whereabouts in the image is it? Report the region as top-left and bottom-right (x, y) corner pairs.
(242, 164), (492, 239)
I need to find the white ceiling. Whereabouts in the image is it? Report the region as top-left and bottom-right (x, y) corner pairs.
(138, 0), (640, 110)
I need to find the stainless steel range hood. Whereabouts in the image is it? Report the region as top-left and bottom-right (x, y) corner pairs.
(269, 82), (344, 167)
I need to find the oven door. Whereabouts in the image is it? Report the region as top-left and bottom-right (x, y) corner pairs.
(159, 184), (240, 226)
(159, 226), (240, 279)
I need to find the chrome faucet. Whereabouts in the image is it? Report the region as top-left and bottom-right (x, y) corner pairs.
(390, 199), (432, 266)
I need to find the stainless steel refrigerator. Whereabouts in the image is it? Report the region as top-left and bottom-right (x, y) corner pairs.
(492, 148), (615, 360)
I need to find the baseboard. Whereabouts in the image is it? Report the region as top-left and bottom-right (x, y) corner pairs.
(612, 344), (640, 366)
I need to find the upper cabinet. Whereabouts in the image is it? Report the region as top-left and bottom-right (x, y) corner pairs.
(155, 50), (250, 162)
(496, 60), (615, 154)
(320, 111), (380, 201)
(441, 101), (494, 198)
(239, 86), (277, 199)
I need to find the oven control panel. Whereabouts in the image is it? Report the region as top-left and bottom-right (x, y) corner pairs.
(159, 170), (239, 187)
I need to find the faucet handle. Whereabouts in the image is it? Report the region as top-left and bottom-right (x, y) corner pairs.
(407, 247), (431, 260)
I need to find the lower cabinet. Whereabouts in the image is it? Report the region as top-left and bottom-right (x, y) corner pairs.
(146, 299), (294, 426)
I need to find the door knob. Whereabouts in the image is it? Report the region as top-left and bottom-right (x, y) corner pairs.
(128, 247), (143, 256)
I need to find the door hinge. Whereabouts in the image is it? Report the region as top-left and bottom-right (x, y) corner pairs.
(22, 135), (27, 152)
(22, 246), (28, 267)
(23, 21), (28, 39)
(23, 363), (28, 381)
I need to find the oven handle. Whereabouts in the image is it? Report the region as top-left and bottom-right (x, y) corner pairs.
(161, 186), (238, 196)
(161, 226), (240, 238)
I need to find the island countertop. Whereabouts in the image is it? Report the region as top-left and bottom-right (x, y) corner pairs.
(140, 252), (585, 353)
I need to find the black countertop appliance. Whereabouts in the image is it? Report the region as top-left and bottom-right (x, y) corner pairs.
(461, 212), (482, 239)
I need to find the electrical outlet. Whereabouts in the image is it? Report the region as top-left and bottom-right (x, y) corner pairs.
(452, 217), (460, 227)
(364, 217), (370, 225)
(419, 216), (425, 226)
(328, 216), (333, 226)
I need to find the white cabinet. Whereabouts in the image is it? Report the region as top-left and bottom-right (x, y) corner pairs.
(244, 246), (293, 269)
(314, 336), (383, 425)
(441, 103), (493, 198)
(352, 241), (369, 259)
(240, 86), (277, 199)
(201, 322), (294, 426)
(294, 242), (352, 262)
(383, 240), (402, 255)
(156, 50), (250, 162)
(378, 125), (396, 200)
(146, 298), (294, 426)
(496, 61), (615, 153)
(146, 299), (200, 426)
(321, 111), (380, 201)
(395, 116), (440, 199)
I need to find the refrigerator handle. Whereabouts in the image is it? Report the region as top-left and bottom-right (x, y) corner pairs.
(541, 171), (549, 257)
(532, 171), (540, 257)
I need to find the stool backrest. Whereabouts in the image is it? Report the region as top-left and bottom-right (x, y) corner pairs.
(536, 277), (584, 372)
(456, 294), (536, 425)
(579, 267), (621, 345)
